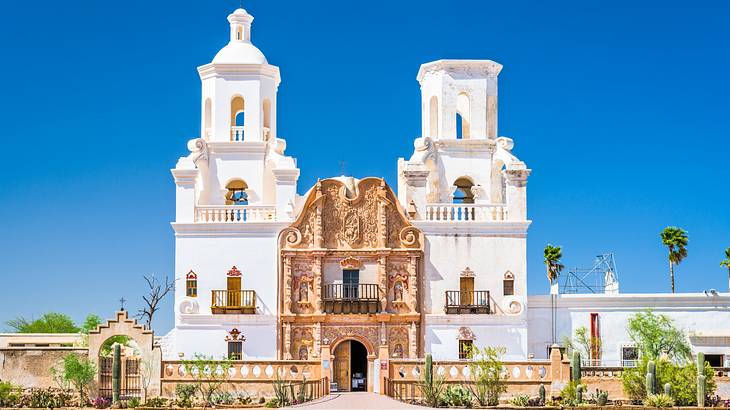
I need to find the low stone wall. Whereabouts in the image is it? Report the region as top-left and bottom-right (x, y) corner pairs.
(0, 347), (88, 388)
(159, 360), (325, 399)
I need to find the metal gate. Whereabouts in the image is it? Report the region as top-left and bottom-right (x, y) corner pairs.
(98, 357), (141, 399)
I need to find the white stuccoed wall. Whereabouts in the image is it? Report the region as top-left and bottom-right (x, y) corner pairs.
(527, 293), (730, 363)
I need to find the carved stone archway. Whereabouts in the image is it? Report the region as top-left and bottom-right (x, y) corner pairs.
(87, 311), (161, 399)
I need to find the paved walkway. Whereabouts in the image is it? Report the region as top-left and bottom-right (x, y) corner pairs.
(288, 392), (429, 409)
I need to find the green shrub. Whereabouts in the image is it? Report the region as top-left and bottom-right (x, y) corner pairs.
(143, 397), (168, 408)
(559, 381), (586, 406)
(126, 396), (141, 408)
(510, 394), (531, 406)
(0, 381), (21, 407)
(466, 346), (508, 406)
(644, 393), (674, 407)
(27, 387), (72, 408)
(621, 356), (715, 405)
(442, 384), (472, 407)
(175, 383), (197, 407)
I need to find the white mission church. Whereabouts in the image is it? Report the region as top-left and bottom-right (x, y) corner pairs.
(163, 7), (730, 390)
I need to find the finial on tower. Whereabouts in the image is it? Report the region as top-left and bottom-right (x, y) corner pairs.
(228, 6), (254, 43)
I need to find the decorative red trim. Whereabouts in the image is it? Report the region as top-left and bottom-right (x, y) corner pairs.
(186, 270), (197, 280)
(228, 266), (242, 277)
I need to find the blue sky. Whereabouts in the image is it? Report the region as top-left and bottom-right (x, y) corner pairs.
(0, 0), (728, 334)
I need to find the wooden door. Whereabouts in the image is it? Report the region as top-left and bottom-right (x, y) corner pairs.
(333, 341), (351, 392)
(460, 277), (474, 305)
(227, 277), (241, 307)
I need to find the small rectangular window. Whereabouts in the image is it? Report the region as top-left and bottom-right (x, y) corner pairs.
(704, 354), (723, 368)
(621, 346), (638, 367)
(458, 340), (473, 360)
(186, 279), (197, 297)
(228, 341), (243, 360)
(503, 279), (514, 296)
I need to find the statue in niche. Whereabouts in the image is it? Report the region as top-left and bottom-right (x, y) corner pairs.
(394, 281), (404, 302)
(299, 281), (309, 303)
(298, 346), (308, 360)
(392, 344), (404, 358)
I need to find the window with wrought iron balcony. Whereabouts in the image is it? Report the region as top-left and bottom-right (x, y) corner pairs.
(444, 276), (491, 314)
(322, 269), (379, 314)
(210, 268), (257, 314)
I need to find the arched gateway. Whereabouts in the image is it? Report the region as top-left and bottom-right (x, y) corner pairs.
(278, 177), (424, 391)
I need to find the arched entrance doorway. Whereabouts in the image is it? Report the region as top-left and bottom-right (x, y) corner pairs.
(332, 339), (368, 392)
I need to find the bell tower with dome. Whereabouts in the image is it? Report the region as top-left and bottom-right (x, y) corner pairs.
(199, 7), (279, 143)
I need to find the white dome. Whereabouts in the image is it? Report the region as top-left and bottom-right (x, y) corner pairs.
(212, 42), (267, 64)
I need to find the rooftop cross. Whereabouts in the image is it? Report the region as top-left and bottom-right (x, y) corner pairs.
(119, 297), (126, 311)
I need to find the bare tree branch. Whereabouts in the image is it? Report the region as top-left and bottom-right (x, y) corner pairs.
(137, 274), (175, 329)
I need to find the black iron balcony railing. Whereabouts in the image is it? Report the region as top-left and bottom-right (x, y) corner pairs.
(445, 290), (491, 314)
(322, 284), (379, 314)
(211, 290), (256, 314)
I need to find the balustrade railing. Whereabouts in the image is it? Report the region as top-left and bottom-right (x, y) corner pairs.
(195, 205), (277, 223)
(322, 284), (379, 314)
(211, 290), (256, 314)
(424, 204), (507, 222)
(445, 290), (491, 314)
(230, 126), (246, 141)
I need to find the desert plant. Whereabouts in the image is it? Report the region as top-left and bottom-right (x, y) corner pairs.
(0, 381), (21, 407)
(571, 351), (582, 383)
(57, 353), (96, 406)
(646, 360), (657, 395)
(696, 352), (706, 407)
(622, 356), (716, 405)
(271, 371), (291, 407)
(127, 397), (141, 408)
(112, 344), (121, 404)
(559, 381), (586, 406)
(175, 383), (197, 408)
(627, 310), (691, 362)
(26, 388), (72, 408)
(593, 389), (609, 406)
(663, 383), (672, 396)
(181, 353), (233, 407)
(466, 346), (508, 406)
(538, 384), (546, 405)
(92, 396), (111, 409)
(510, 394), (531, 406)
(418, 353), (446, 407)
(442, 384), (472, 407)
(644, 393), (674, 407)
(143, 397), (168, 408)
(660, 226), (688, 293)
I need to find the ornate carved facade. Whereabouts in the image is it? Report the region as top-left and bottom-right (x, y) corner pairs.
(278, 177), (423, 360)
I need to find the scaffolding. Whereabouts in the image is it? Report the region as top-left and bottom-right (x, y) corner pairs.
(561, 253), (620, 294)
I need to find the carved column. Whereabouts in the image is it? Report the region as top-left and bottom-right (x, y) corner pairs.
(313, 322), (322, 359)
(314, 184), (324, 248)
(283, 256), (292, 315)
(377, 180), (388, 248)
(378, 255), (388, 312)
(408, 256), (418, 312)
(313, 254), (323, 313)
(408, 322), (417, 359)
(283, 323), (292, 360)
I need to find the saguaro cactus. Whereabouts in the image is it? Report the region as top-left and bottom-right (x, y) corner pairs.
(664, 383), (672, 397)
(571, 351), (582, 383)
(576, 385), (584, 403)
(645, 360), (656, 395)
(539, 384), (546, 404)
(112, 344), (121, 404)
(425, 353), (433, 386)
(697, 352), (706, 407)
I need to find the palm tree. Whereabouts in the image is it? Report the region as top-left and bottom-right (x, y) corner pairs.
(544, 244), (564, 345)
(660, 227), (688, 293)
(721, 247), (730, 286)
(544, 244), (564, 290)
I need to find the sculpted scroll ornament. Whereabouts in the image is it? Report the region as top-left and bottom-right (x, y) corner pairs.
(323, 326), (379, 353)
